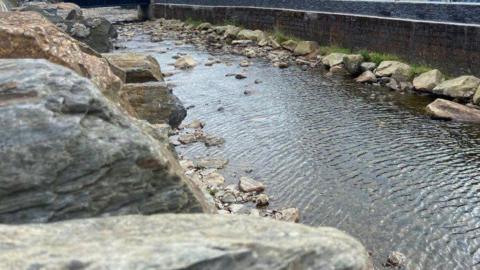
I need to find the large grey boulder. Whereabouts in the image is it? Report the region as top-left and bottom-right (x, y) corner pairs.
(103, 52), (163, 83)
(120, 82), (186, 128)
(293, 41), (319, 56)
(20, 3), (116, 53)
(343, 54), (364, 75)
(0, 214), (373, 270)
(0, 59), (211, 224)
(322, 53), (347, 67)
(375, 61), (413, 82)
(413, 69), (444, 92)
(432, 75), (480, 99)
(426, 98), (480, 123)
(237, 29), (265, 42)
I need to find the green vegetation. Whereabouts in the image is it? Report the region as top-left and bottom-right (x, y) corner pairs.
(222, 19), (243, 28)
(360, 51), (400, 65)
(270, 29), (301, 44)
(185, 17), (203, 27)
(410, 64), (433, 77)
(319, 45), (352, 55)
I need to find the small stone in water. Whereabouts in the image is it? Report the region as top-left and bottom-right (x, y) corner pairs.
(235, 74), (247, 79)
(255, 194), (269, 207)
(239, 176), (265, 193)
(385, 251), (406, 268)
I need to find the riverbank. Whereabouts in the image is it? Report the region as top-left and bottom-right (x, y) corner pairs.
(111, 10), (480, 269)
(146, 15), (480, 124)
(0, 4), (373, 270)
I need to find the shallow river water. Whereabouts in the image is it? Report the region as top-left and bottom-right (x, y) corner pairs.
(118, 30), (480, 269)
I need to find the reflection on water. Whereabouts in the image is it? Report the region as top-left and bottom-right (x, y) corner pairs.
(118, 33), (480, 270)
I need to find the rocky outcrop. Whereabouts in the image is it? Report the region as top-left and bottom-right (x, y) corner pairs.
(293, 41), (319, 56)
(472, 85), (480, 105)
(120, 82), (186, 128)
(413, 69), (444, 92)
(0, 59), (211, 224)
(0, 11), (122, 96)
(432, 75), (480, 99)
(20, 3), (117, 52)
(322, 53), (347, 67)
(281, 40), (298, 52)
(237, 29), (265, 41)
(343, 54), (364, 75)
(0, 213), (373, 270)
(103, 52), (164, 83)
(355, 70), (377, 83)
(426, 98), (480, 123)
(375, 61), (413, 82)
(175, 55), (197, 69)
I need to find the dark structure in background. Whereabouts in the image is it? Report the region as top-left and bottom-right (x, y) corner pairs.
(69, 0), (149, 8)
(152, 2), (480, 77)
(156, 0), (480, 24)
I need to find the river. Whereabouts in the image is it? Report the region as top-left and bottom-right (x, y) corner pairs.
(116, 24), (480, 270)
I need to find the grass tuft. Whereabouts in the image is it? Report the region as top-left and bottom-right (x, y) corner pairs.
(185, 17), (203, 27)
(270, 29), (301, 44)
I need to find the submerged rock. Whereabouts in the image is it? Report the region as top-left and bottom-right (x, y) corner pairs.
(375, 61), (412, 82)
(239, 177), (265, 193)
(413, 69), (444, 92)
(432, 75), (480, 99)
(120, 82), (186, 128)
(193, 158), (228, 170)
(426, 98), (480, 123)
(175, 55), (197, 69)
(103, 52), (163, 83)
(275, 208), (301, 223)
(255, 194), (270, 206)
(386, 251), (407, 268)
(0, 59), (211, 223)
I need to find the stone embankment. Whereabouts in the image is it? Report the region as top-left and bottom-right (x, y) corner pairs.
(144, 17), (480, 124)
(0, 4), (372, 269)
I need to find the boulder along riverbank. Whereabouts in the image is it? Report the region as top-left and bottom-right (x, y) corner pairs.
(0, 4), (373, 270)
(111, 8), (480, 270)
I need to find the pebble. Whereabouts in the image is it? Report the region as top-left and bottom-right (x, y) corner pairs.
(386, 251), (406, 268)
(239, 176), (265, 193)
(235, 73), (247, 80)
(255, 194), (269, 207)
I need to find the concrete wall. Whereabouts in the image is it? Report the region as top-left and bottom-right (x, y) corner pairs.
(152, 3), (480, 77)
(154, 0), (480, 24)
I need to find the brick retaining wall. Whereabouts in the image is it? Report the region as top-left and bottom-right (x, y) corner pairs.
(154, 0), (480, 24)
(151, 3), (480, 77)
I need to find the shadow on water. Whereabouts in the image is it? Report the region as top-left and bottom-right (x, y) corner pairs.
(117, 32), (480, 270)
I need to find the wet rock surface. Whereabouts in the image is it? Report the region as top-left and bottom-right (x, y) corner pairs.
(0, 59), (211, 223)
(120, 82), (186, 128)
(0, 214), (373, 270)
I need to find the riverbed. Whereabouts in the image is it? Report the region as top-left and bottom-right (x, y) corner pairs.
(115, 20), (480, 270)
